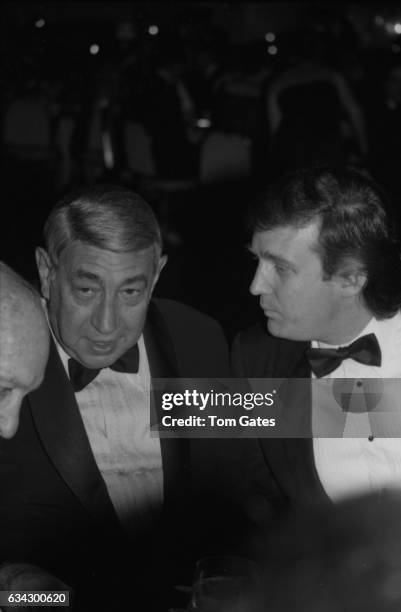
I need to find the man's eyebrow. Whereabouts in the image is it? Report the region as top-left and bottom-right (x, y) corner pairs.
(266, 253), (295, 267)
(121, 275), (148, 286)
(73, 270), (148, 285)
(74, 270), (101, 282)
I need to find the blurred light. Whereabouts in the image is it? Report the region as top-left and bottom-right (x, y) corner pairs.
(148, 25), (159, 36)
(265, 32), (275, 42)
(89, 44), (100, 55)
(267, 45), (278, 56)
(196, 118), (211, 129)
(386, 22), (395, 34)
(392, 44), (401, 53)
(374, 15), (384, 26)
(102, 132), (114, 170)
(395, 23), (401, 34)
(35, 18), (45, 28)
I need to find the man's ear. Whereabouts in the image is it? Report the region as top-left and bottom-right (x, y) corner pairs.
(151, 254), (168, 294)
(35, 247), (54, 300)
(335, 264), (367, 298)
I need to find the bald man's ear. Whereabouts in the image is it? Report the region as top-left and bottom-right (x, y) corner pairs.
(35, 248), (53, 300)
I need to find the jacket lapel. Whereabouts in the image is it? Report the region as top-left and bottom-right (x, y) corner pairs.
(29, 339), (119, 526)
(259, 337), (329, 507)
(144, 300), (191, 515)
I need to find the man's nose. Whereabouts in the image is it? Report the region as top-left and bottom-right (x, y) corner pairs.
(91, 297), (119, 335)
(0, 397), (21, 439)
(250, 264), (274, 296)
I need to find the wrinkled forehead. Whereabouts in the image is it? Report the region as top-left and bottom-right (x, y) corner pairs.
(56, 241), (158, 275)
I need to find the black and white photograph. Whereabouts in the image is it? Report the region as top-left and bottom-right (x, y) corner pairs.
(2, 2), (401, 611)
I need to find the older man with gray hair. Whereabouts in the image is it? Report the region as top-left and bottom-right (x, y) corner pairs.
(0, 185), (233, 611)
(0, 262), (49, 438)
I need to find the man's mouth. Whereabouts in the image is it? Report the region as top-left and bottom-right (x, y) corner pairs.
(261, 302), (277, 313)
(88, 340), (117, 354)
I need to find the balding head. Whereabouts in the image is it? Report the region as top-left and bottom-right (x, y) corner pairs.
(0, 263), (49, 438)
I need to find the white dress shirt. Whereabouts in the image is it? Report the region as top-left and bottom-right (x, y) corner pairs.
(54, 334), (163, 536)
(312, 311), (401, 501)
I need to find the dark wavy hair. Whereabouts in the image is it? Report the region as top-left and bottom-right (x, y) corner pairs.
(249, 165), (401, 318)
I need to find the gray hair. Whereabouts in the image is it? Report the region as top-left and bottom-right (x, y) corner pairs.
(43, 185), (163, 266)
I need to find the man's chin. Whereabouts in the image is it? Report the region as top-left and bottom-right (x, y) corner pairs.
(81, 352), (121, 368)
(75, 348), (120, 369)
(83, 358), (115, 369)
(266, 317), (287, 339)
(266, 318), (312, 342)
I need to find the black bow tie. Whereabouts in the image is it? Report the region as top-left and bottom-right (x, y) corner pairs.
(305, 333), (382, 378)
(68, 343), (139, 392)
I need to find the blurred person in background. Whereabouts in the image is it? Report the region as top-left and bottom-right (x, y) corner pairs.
(142, 37), (199, 180)
(265, 27), (367, 179)
(366, 59), (401, 228)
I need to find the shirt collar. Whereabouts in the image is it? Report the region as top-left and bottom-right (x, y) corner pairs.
(314, 316), (376, 350)
(313, 311), (401, 356)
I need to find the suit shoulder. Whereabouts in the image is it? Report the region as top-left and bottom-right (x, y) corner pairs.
(234, 322), (277, 351)
(234, 322), (302, 351)
(232, 322), (304, 377)
(152, 298), (229, 377)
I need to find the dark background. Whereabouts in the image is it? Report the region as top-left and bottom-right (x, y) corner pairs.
(2, 2), (401, 340)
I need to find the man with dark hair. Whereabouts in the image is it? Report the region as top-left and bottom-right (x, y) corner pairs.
(0, 185), (231, 611)
(233, 165), (401, 519)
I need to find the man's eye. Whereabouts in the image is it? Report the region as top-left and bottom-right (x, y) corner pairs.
(275, 264), (288, 275)
(75, 287), (95, 296)
(122, 288), (141, 297)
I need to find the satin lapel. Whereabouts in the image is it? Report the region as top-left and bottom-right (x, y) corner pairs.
(144, 301), (191, 513)
(259, 339), (328, 506)
(29, 339), (119, 526)
(276, 339), (312, 435)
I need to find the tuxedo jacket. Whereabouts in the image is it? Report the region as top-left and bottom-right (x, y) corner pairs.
(232, 321), (331, 521)
(0, 299), (239, 608)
